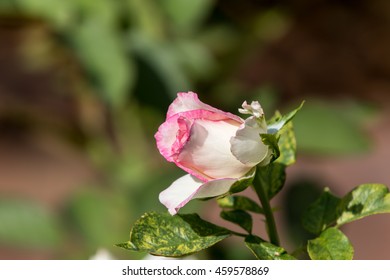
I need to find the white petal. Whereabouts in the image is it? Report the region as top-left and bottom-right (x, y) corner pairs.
(238, 101), (264, 118)
(159, 175), (240, 215)
(177, 119), (252, 179)
(193, 178), (237, 199)
(159, 174), (204, 215)
(230, 116), (269, 165)
(194, 168), (256, 199)
(159, 171), (256, 215)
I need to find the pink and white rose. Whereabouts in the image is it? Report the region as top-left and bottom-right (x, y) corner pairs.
(155, 92), (271, 215)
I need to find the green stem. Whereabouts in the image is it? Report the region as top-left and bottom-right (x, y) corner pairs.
(253, 166), (280, 246)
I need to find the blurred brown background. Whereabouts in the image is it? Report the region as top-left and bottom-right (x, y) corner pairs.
(0, 0), (389, 259)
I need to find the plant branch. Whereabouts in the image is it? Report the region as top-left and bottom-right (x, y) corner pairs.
(253, 166), (280, 246)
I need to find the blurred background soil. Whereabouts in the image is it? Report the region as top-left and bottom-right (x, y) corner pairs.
(0, 0), (389, 259)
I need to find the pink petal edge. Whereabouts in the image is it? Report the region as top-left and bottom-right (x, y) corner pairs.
(167, 92), (242, 123)
(155, 109), (242, 182)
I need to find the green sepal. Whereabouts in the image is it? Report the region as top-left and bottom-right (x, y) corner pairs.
(245, 235), (296, 260)
(217, 195), (264, 214)
(117, 212), (231, 257)
(220, 210), (252, 233)
(260, 133), (280, 162)
(267, 101), (305, 134)
(301, 188), (341, 235)
(228, 168), (256, 194)
(255, 163), (286, 200)
(307, 227), (354, 260)
(336, 184), (390, 226)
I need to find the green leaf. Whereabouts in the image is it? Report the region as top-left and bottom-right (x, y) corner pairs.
(276, 121), (297, 166)
(245, 235), (295, 260)
(301, 188), (341, 235)
(337, 184), (390, 226)
(302, 184), (390, 235)
(255, 163), (286, 199)
(217, 196), (263, 214)
(116, 241), (138, 251)
(267, 101), (304, 134)
(265, 107), (299, 165)
(307, 227), (354, 260)
(220, 210), (252, 233)
(0, 199), (62, 248)
(119, 212), (231, 257)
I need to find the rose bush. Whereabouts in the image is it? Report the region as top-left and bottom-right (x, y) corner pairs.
(155, 92), (271, 214)
(121, 95), (390, 261)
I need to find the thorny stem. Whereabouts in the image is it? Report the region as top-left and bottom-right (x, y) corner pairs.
(253, 166), (280, 246)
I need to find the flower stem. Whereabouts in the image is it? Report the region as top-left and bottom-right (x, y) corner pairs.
(253, 166), (280, 246)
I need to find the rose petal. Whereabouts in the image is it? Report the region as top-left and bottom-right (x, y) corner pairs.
(159, 174), (241, 215)
(159, 174), (204, 215)
(167, 92), (242, 122)
(176, 118), (252, 181)
(230, 116), (269, 165)
(238, 101), (264, 118)
(193, 178), (238, 199)
(198, 167), (256, 197)
(155, 109), (242, 169)
(154, 115), (182, 162)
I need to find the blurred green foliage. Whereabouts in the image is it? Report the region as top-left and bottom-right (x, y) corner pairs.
(293, 100), (374, 155)
(0, 199), (62, 248)
(0, 0), (378, 259)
